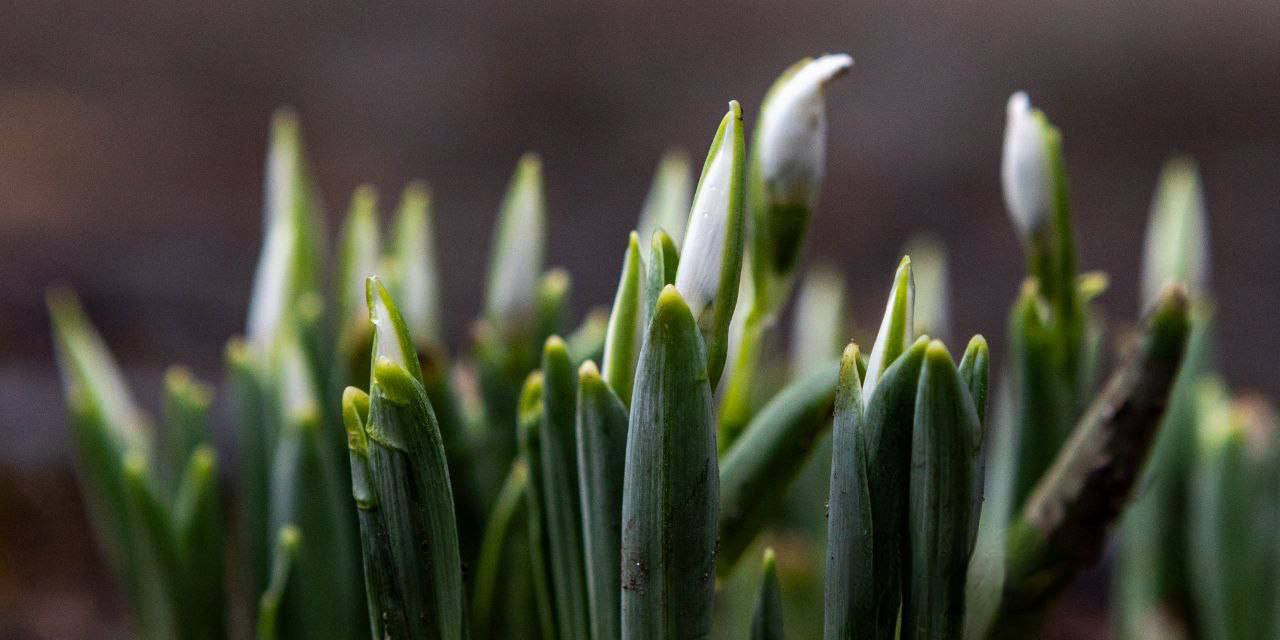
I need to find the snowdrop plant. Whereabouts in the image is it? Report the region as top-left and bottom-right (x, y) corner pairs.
(49, 60), (1206, 640)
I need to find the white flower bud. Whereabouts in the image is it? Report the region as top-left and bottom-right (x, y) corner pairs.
(758, 54), (853, 208)
(1001, 92), (1053, 241)
(676, 102), (743, 318)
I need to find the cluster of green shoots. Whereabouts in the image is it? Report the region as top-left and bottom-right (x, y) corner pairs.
(51, 54), (1266, 640)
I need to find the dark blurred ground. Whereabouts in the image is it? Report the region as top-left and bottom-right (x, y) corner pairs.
(2, 1), (1278, 637)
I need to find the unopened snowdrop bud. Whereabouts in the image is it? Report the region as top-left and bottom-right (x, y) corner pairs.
(1001, 92), (1053, 242)
(675, 100), (747, 387)
(677, 101), (745, 317)
(757, 53), (853, 210)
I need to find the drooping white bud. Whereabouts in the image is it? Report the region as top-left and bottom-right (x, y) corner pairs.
(1001, 92), (1053, 241)
(757, 53), (853, 208)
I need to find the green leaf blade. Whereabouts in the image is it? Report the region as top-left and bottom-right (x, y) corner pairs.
(602, 232), (644, 405)
(539, 337), (590, 640)
(576, 361), (630, 640)
(718, 359), (839, 575)
(751, 548), (785, 640)
(621, 286), (718, 640)
(903, 341), (979, 640)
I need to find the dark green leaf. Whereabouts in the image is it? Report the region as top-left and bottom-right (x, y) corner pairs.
(621, 286), (718, 640)
(576, 361), (629, 640)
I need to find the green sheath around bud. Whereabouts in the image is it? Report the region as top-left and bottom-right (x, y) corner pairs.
(674, 101), (746, 389)
(359, 277), (465, 640)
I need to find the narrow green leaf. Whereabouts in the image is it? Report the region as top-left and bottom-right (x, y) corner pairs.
(173, 446), (226, 640)
(268, 333), (361, 640)
(343, 386), (410, 639)
(751, 548), (785, 640)
(674, 101), (746, 389)
(48, 289), (149, 455)
(472, 459), (530, 638)
(257, 526), (301, 640)
(862, 256), (914, 406)
(576, 361), (629, 640)
(48, 290), (150, 609)
(519, 372), (559, 640)
(637, 150), (692, 252)
(621, 285), (718, 639)
(122, 453), (180, 640)
(957, 335), (990, 429)
(1187, 384), (1277, 640)
(857, 337), (929, 639)
(602, 232), (644, 405)
(903, 341), (980, 640)
(1008, 280), (1071, 514)
(718, 360), (839, 575)
(644, 229), (680, 328)
(392, 181), (444, 348)
(162, 367), (213, 496)
(824, 343), (871, 640)
(993, 287), (1191, 637)
(957, 334), (991, 556)
(540, 337), (590, 640)
(486, 153), (546, 334)
(226, 337), (275, 597)
(363, 277), (465, 640)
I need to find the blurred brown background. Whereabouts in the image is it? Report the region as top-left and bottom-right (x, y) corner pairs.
(2, 1), (1278, 637)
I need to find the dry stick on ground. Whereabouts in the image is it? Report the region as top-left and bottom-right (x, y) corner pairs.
(991, 285), (1190, 638)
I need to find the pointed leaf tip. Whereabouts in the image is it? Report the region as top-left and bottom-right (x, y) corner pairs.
(863, 256), (915, 404)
